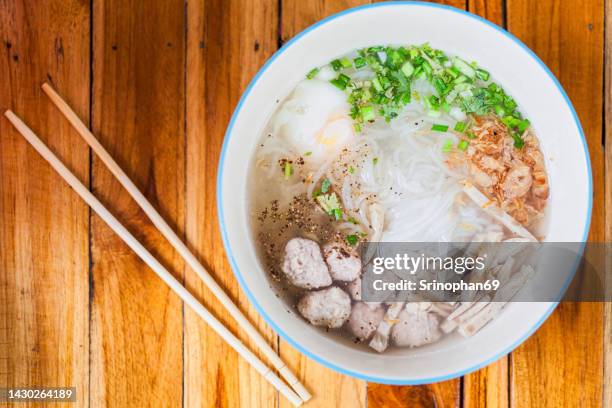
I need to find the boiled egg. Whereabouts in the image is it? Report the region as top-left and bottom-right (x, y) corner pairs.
(271, 79), (354, 165)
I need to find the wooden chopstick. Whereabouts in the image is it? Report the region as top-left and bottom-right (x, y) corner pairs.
(3, 110), (304, 408)
(41, 83), (311, 402)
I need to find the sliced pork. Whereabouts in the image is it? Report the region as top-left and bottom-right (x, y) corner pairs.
(391, 303), (442, 348)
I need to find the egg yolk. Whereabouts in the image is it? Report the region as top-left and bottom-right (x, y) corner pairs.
(314, 117), (354, 151)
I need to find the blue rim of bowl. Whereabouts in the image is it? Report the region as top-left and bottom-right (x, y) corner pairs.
(216, 1), (593, 385)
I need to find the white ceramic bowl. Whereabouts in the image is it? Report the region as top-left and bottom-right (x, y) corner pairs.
(217, 2), (592, 384)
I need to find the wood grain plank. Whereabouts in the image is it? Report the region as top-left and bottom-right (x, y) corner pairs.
(461, 4), (509, 408)
(424, 0), (468, 9)
(184, 0), (280, 407)
(369, 382), (460, 408)
(462, 357), (508, 408)
(604, 0), (611, 406)
(281, 0), (371, 43)
(279, 2), (369, 407)
(507, 0), (605, 406)
(89, 1), (186, 406)
(0, 1), (90, 406)
(468, 0), (504, 26)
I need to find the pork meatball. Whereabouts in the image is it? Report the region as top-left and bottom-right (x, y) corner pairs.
(323, 242), (361, 281)
(347, 302), (385, 341)
(391, 304), (442, 348)
(297, 287), (351, 328)
(281, 238), (332, 289)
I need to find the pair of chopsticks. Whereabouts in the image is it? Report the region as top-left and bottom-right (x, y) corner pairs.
(4, 83), (311, 407)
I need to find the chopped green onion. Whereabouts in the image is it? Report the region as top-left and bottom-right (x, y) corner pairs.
(321, 178), (331, 194)
(454, 121), (467, 132)
(330, 78), (346, 90)
(494, 105), (506, 117)
(360, 106), (375, 122)
(316, 193), (341, 217)
(413, 66), (424, 78)
(379, 75), (391, 90)
(502, 115), (519, 128)
(354, 56), (367, 69)
(340, 57), (352, 68)
(457, 140), (470, 151)
(453, 75), (469, 85)
(453, 58), (476, 78)
(304, 151), (312, 156)
(401, 61), (414, 77)
(442, 139), (454, 153)
(447, 66), (461, 78)
(504, 96), (517, 110)
(428, 95), (440, 109)
(517, 119), (530, 133)
(466, 131), (477, 139)
(475, 68), (490, 81)
(372, 157), (379, 165)
(512, 132), (525, 148)
(348, 166), (355, 174)
(306, 67), (319, 79)
(371, 77), (383, 92)
(399, 91), (411, 105)
(502, 116), (529, 133)
(387, 49), (403, 68)
(330, 74), (350, 90)
(320, 44), (529, 150)
(373, 94), (388, 104)
(432, 77), (447, 95)
(346, 234), (358, 246)
(431, 123), (449, 132)
(284, 162), (293, 180)
(331, 59), (343, 71)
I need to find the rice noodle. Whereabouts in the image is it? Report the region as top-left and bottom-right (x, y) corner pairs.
(255, 98), (504, 243)
(327, 103), (499, 242)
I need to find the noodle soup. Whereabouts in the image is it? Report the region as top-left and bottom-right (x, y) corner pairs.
(249, 44), (549, 352)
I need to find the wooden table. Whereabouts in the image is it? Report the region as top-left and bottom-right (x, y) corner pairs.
(0, 1), (609, 406)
